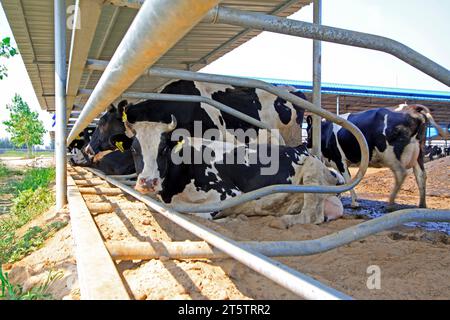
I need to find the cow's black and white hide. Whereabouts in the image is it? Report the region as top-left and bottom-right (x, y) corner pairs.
(133, 130), (345, 226)
(306, 104), (445, 209)
(68, 126), (95, 166)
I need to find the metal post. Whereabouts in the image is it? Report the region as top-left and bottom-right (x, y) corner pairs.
(336, 95), (340, 115)
(55, 0), (67, 209)
(312, 0), (322, 156)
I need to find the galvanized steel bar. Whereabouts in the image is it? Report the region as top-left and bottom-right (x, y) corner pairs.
(54, 0), (67, 209)
(204, 6), (450, 87)
(311, 0), (322, 156)
(107, 208), (450, 260)
(84, 167), (352, 300)
(67, 0), (221, 144)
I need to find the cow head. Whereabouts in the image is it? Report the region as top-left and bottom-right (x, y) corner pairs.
(85, 100), (129, 155)
(124, 111), (178, 194)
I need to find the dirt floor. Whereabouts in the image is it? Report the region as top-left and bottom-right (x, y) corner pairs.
(3, 157), (449, 300)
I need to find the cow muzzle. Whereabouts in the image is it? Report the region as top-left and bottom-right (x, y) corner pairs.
(135, 177), (159, 194)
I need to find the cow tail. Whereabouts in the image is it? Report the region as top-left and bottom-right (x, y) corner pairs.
(423, 112), (448, 139)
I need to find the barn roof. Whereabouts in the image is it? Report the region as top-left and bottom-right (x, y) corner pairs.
(262, 78), (450, 125)
(1, 0), (311, 117)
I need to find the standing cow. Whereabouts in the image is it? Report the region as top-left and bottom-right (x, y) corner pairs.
(306, 104), (447, 209)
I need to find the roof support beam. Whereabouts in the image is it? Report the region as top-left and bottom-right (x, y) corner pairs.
(66, 0), (104, 122)
(67, 0), (220, 144)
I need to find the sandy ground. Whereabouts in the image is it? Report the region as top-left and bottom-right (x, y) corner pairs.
(3, 157), (449, 300)
(0, 156), (54, 170)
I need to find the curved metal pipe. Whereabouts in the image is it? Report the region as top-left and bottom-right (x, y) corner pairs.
(106, 209), (450, 260)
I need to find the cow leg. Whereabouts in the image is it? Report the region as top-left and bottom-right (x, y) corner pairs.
(413, 162), (427, 208)
(341, 164), (359, 208)
(387, 163), (407, 210)
(282, 157), (326, 226)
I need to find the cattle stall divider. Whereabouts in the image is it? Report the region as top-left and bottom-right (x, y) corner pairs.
(58, 0), (450, 300)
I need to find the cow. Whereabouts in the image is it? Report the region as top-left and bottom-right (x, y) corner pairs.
(306, 104), (447, 210)
(68, 126), (95, 165)
(86, 80), (306, 153)
(424, 145), (443, 161)
(71, 131), (141, 175)
(132, 127), (345, 225)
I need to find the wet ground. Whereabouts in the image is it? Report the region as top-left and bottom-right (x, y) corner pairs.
(341, 197), (450, 235)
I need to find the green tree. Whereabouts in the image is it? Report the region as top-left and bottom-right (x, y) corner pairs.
(3, 95), (46, 158)
(0, 37), (18, 80)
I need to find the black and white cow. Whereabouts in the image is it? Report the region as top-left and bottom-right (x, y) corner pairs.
(71, 131), (141, 175)
(132, 128), (345, 225)
(119, 80), (307, 192)
(68, 126), (95, 165)
(424, 145), (443, 161)
(306, 104), (447, 209)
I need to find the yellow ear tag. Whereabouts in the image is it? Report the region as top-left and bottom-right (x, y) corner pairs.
(174, 139), (185, 153)
(122, 111), (127, 123)
(115, 141), (125, 153)
(75, 134), (81, 140)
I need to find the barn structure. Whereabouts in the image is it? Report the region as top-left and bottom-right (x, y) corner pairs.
(2, 0), (450, 300)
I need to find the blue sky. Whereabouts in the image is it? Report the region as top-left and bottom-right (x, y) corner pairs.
(0, 0), (449, 145)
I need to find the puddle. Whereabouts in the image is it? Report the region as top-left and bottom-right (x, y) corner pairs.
(341, 197), (450, 235)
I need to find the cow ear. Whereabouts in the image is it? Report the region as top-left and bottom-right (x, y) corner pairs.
(107, 104), (116, 113)
(117, 100), (128, 116)
(306, 115), (313, 128)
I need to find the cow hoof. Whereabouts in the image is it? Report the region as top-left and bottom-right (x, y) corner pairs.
(386, 204), (400, 212)
(350, 202), (360, 209)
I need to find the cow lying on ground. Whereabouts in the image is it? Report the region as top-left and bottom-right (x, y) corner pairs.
(68, 126), (95, 165)
(129, 120), (344, 225)
(306, 104), (447, 209)
(424, 145), (443, 161)
(71, 130), (140, 175)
